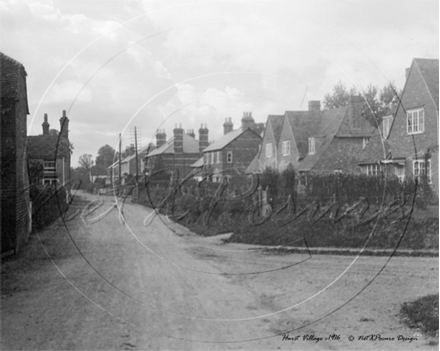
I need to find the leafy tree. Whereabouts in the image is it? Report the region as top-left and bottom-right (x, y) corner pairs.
(323, 81), (402, 126)
(323, 82), (357, 109)
(78, 154), (93, 170)
(95, 144), (116, 174)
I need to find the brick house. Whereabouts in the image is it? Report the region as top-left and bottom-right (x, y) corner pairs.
(144, 125), (209, 180)
(359, 58), (439, 195)
(0, 52), (31, 255)
(247, 98), (375, 174)
(27, 111), (71, 185)
(199, 112), (263, 182)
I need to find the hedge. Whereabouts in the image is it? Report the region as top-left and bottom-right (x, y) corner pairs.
(30, 185), (68, 231)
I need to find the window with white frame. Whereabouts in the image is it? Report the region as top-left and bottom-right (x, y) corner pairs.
(217, 151), (221, 163)
(211, 152), (214, 164)
(265, 143), (273, 158)
(413, 159), (431, 183)
(282, 140), (290, 156)
(383, 115), (392, 138)
(395, 165), (405, 182)
(43, 161), (57, 185)
(407, 108), (425, 134)
(308, 137), (315, 155)
(364, 163), (382, 176)
(227, 151), (233, 163)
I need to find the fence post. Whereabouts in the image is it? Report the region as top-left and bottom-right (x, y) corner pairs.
(258, 185), (262, 217)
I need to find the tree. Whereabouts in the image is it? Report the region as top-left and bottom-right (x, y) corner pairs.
(323, 82), (357, 110)
(95, 145), (116, 174)
(78, 154), (93, 170)
(323, 81), (402, 126)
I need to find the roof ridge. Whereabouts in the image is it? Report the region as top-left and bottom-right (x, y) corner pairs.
(0, 52), (25, 68)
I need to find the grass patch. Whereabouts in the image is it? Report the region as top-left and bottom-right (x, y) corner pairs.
(400, 294), (439, 336)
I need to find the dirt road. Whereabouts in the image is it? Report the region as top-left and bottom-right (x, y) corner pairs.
(1, 191), (438, 350)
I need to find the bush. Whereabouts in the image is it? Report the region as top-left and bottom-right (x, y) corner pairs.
(400, 294), (439, 336)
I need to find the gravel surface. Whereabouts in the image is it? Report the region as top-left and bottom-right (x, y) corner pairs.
(1, 191), (438, 350)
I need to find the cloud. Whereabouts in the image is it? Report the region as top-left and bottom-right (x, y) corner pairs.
(45, 80), (92, 104)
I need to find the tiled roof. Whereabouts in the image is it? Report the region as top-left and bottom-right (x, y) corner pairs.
(27, 135), (70, 159)
(267, 115), (284, 145)
(203, 128), (249, 152)
(124, 143), (155, 162)
(414, 58), (439, 110)
(357, 130), (390, 164)
(146, 133), (199, 157)
(245, 154), (262, 174)
(287, 105), (348, 163)
(191, 156), (204, 168)
(294, 106), (352, 171)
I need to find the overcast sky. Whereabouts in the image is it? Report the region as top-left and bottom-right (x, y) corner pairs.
(1, 0), (438, 167)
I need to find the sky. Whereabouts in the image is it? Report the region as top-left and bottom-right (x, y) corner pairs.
(1, 0), (438, 167)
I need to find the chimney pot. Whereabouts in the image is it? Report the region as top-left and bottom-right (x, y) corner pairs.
(308, 100), (321, 111)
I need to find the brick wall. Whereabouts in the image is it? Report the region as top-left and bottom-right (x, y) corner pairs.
(1, 55), (30, 254)
(219, 129), (261, 174)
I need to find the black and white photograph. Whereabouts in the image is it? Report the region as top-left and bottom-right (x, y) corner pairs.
(1, 0), (438, 350)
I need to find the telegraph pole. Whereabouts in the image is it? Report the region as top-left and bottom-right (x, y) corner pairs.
(118, 133), (122, 187)
(134, 127), (139, 182)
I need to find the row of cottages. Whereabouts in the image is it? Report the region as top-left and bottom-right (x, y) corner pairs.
(193, 112), (263, 182)
(358, 58), (439, 195)
(247, 98), (375, 174)
(143, 125), (209, 180)
(27, 111), (71, 185)
(106, 143), (155, 184)
(0, 52), (31, 255)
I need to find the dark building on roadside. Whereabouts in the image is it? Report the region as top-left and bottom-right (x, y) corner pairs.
(0, 52), (31, 255)
(27, 111), (71, 185)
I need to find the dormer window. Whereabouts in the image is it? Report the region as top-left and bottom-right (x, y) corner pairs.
(308, 137), (315, 155)
(407, 108), (424, 134)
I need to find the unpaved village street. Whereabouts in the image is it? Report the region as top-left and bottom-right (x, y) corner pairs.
(1, 191), (438, 350)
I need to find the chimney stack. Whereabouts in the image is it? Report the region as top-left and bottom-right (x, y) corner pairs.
(198, 124), (209, 153)
(241, 112), (255, 130)
(59, 110), (69, 139)
(349, 95), (362, 129)
(156, 129), (167, 148)
(223, 117), (233, 134)
(42, 113), (50, 135)
(173, 124), (184, 154)
(308, 101), (321, 112)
